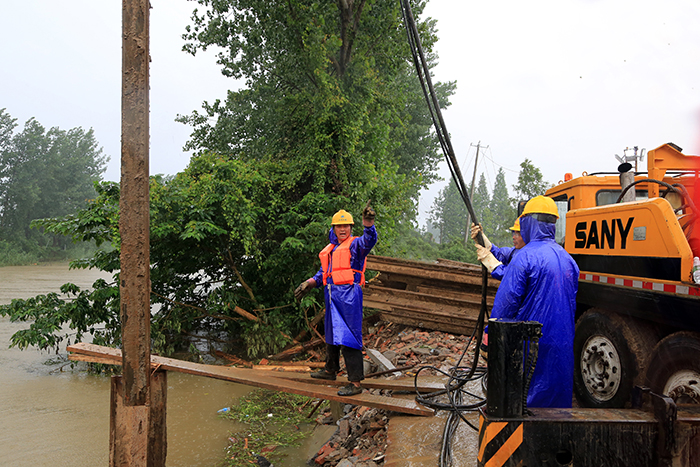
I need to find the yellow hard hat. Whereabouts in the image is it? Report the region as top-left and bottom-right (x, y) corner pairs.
(331, 209), (354, 225)
(509, 218), (521, 232)
(522, 196), (559, 218)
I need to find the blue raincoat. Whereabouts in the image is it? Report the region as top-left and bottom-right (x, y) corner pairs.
(491, 215), (579, 408)
(490, 244), (518, 281)
(312, 225), (377, 350)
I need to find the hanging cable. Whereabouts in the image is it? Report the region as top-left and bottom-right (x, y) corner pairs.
(399, 1), (492, 465)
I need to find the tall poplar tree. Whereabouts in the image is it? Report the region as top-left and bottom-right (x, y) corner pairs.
(1, 1), (456, 356)
(179, 0), (454, 225)
(429, 179), (467, 243)
(489, 168), (515, 246)
(512, 158), (549, 202)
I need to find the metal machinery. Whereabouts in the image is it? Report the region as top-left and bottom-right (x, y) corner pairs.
(477, 320), (700, 467)
(544, 143), (700, 409)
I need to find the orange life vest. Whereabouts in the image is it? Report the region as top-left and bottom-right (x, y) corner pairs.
(319, 236), (367, 286)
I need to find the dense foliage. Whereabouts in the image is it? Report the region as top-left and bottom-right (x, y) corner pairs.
(1, 0), (456, 357)
(179, 0), (453, 211)
(0, 108), (108, 264)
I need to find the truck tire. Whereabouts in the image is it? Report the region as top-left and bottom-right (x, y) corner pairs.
(645, 332), (700, 404)
(573, 309), (659, 408)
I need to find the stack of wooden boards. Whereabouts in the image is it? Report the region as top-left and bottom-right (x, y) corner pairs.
(364, 255), (499, 335)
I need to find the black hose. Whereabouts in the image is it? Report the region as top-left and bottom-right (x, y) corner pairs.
(617, 178), (698, 237)
(616, 178), (677, 203)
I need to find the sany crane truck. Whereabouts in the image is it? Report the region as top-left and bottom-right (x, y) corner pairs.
(544, 142), (700, 408)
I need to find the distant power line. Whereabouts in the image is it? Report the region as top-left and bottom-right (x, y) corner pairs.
(481, 147), (519, 174)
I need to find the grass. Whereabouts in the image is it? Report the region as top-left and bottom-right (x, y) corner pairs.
(218, 389), (327, 467)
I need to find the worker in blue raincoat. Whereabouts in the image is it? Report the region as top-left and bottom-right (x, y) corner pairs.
(476, 196), (579, 408)
(294, 203), (377, 396)
(471, 217), (525, 280)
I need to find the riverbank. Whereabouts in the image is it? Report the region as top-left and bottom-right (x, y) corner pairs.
(0, 240), (99, 267)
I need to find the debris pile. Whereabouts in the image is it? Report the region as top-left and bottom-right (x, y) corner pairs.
(364, 322), (481, 377)
(309, 320), (483, 466)
(312, 406), (388, 467)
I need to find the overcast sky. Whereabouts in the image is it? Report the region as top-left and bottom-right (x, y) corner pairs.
(2, 1), (699, 226)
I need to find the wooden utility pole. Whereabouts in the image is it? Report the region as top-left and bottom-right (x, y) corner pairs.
(111, 0), (166, 465)
(465, 141), (488, 243)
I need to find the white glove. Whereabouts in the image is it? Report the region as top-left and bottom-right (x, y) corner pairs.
(470, 223), (492, 250)
(476, 243), (502, 273)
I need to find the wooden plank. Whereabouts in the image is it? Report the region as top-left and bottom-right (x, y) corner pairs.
(206, 363), (442, 392)
(416, 284), (495, 305)
(266, 361), (326, 368)
(68, 343), (434, 416)
(364, 299), (485, 327)
(363, 255), (497, 335)
(364, 292), (487, 319)
(252, 365), (311, 372)
(367, 255), (481, 274)
(70, 353), (123, 365)
(366, 255), (500, 288)
(268, 337), (325, 360)
(67, 345), (440, 393)
(364, 286), (493, 315)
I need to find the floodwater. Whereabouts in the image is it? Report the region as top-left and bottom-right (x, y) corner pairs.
(0, 263), (254, 466)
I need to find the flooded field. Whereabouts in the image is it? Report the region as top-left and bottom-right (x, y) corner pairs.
(0, 263), (251, 466)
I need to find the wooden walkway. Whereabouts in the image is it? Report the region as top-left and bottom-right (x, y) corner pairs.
(67, 343), (435, 416)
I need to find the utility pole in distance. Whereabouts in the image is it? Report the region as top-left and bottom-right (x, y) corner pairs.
(465, 141), (489, 244)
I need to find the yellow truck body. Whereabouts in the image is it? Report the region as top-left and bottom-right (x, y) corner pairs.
(544, 143), (700, 407)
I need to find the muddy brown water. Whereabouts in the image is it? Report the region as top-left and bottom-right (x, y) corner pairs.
(0, 263), (327, 466)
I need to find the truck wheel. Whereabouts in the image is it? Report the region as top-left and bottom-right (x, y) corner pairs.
(645, 332), (700, 404)
(574, 309), (659, 408)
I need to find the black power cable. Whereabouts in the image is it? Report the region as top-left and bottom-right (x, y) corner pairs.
(399, 1), (492, 465)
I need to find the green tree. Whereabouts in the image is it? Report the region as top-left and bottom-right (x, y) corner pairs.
(0, 109), (108, 247)
(1, 0), (456, 357)
(178, 0), (453, 226)
(472, 173), (492, 232)
(512, 158), (549, 203)
(429, 180), (467, 243)
(429, 172), (494, 247)
(489, 168), (515, 246)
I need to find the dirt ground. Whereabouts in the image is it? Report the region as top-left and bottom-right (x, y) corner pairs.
(306, 320), (486, 467)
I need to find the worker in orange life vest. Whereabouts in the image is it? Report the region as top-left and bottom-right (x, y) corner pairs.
(294, 202), (377, 396)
